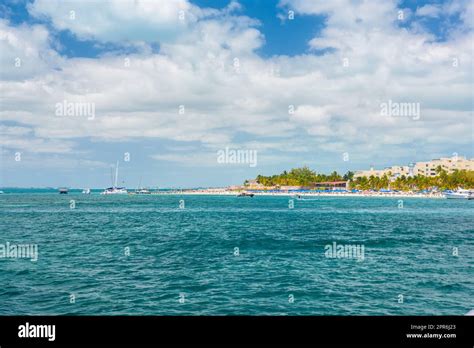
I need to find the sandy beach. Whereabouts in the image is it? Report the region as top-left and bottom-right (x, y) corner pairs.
(150, 190), (445, 199)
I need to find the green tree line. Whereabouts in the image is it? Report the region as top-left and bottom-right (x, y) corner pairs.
(351, 168), (474, 191)
(246, 166), (354, 187)
(246, 166), (474, 191)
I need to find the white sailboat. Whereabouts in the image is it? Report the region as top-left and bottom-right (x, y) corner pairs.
(101, 161), (128, 195)
(134, 177), (151, 194)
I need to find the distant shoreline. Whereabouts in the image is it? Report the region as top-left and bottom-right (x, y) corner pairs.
(154, 190), (445, 199)
(0, 188), (449, 198)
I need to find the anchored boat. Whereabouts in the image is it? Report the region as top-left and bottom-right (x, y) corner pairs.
(133, 178), (151, 194)
(444, 189), (473, 200)
(101, 161), (128, 195)
(237, 192), (254, 197)
(134, 188), (151, 194)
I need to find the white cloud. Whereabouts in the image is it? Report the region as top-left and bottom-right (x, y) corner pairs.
(0, 125), (32, 136)
(280, 0), (398, 30)
(0, 19), (62, 80)
(0, 0), (472, 169)
(27, 0), (255, 46)
(416, 4), (442, 18)
(291, 105), (332, 124)
(1, 135), (75, 153)
(28, 0), (196, 43)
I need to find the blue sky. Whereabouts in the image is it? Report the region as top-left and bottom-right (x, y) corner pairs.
(0, 0), (473, 188)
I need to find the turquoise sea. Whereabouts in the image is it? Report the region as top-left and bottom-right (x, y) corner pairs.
(0, 191), (473, 315)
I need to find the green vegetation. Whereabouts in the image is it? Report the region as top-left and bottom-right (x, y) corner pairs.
(249, 166), (353, 187)
(351, 168), (474, 191)
(247, 166), (474, 191)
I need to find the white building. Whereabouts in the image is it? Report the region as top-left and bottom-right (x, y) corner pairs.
(354, 156), (474, 179)
(413, 157), (474, 177)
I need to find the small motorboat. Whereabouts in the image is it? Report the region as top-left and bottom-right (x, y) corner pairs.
(237, 192), (254, 197)
(444, 189), (473, 200)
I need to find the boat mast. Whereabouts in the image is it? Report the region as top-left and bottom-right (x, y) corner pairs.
(115, 161), (119, 188)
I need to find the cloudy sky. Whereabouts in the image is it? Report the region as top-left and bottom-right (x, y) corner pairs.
(0, 0), (472, 188)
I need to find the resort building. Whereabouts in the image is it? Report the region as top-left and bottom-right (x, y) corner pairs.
(354, 166), (409, 179)
(354, 156), (474, 179)
(413, 157), (474, 176)
(354, 167), (394, 179)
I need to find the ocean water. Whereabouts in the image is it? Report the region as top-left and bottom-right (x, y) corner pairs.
(0, 192), (472, 315)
